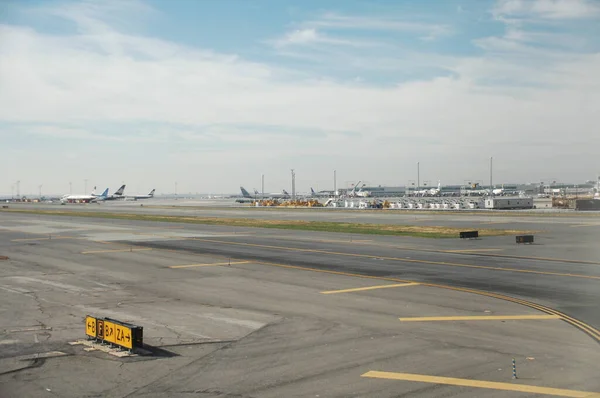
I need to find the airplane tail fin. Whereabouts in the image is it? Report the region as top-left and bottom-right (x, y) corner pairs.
(114, 184), (126, 196)
(148, 189), (155, 197)
(283, 189), (289, 195)
(92, 186), (97, 195)
(254, 189), (259, 195)
(311, 188), (315, 195)
(101, 188), (109, 197)
(240, 187), (252, 198)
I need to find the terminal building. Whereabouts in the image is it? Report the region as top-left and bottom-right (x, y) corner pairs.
(357, 181), (597, 198)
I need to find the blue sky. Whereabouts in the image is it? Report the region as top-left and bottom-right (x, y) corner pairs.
(1, 0), (599, 195)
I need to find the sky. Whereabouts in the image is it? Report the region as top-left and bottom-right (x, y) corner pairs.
(1, 0), (599, 196)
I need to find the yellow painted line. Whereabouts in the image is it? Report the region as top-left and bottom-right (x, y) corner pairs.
(245, 261), (600, 341)
(169, 261), (250, 269)
(11, 236), (78, 242)
(399, 314), (561, 322)
(444, 248), (503, 253)
(109, 241), (600, 342)
(361, 371), (599, 397)
(80, 248), (153, 254)
(187, 238), (600, 280)
(321, 282), (419, 294)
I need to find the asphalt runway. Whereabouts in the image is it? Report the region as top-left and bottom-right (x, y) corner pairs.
(1, 210), (599, 397)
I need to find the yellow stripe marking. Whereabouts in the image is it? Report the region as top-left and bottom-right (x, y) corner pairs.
(169, 261), (250, 269)
(444, 249), (503, 253)
(187, 238), (600, 280)
(243, 261), (600, 341)
(81, 248), (153, 254)
(87, 240), (600, 342)
(361, 371), (599, 397)
(321, 282), (419, 294)
(399, 314), (561, 322)
(11, 236), (78, 242)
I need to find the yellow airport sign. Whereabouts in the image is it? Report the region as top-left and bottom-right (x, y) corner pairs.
(115, 323), (133, 349)
(84, 316), (143, 350)
(85, 316), (97, 338)
(103, 320), (117, 344)
(97, 319), (104, 339)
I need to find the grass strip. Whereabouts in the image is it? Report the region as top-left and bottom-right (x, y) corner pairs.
(0, 208), (535, 238)
(143, 205), (600, 217)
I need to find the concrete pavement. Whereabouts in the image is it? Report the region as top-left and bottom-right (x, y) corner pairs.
(0, 211), (599, 397)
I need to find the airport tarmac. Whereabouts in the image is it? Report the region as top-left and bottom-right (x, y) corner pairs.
(1, 210), (599, 397)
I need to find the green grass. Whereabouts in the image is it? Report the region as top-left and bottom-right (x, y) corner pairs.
(0, 208), (536, 238)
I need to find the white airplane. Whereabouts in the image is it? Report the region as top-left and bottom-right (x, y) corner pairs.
(355, 186), (372, 198)
(492, 184), (505, 195)
(61, 188), (108, 203)
(122, 189), (155, 201)
(347, 181), (372, 198)
(415, 181), (442, 196)
(310, 188), (334, 197)
(240, 187), (290, 199)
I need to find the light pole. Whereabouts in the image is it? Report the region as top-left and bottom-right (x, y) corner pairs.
(291, 169), (296, 200)
(417, 162), (420, 193)
(261, 174), (264, 198)
(490, 156), (493, 194)
(175, 181), (178, 199)
(39, 185), (43, 199)
(16, 180), (20, 199)
(334, 170), (337, 198)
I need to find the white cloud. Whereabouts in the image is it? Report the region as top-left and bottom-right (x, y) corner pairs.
(272, 28), (382, 49)
(310, 13), (452, 38)
(271, 13), (452, 50)
(279, 28), (319, 45)
(0, 1), (599, 194)
(494, 0), (600, 19)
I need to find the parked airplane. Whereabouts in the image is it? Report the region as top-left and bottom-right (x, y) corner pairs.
(122, 189), (155, 201)
(94, 184), (126, 201)
(310, 188), (334, 197)
(240, 186), (290, 199)
(61, 188), (108, 204)
(347, 182), (372, 198)
(415, 181), (442, 197)
(492, 185), (505, 195)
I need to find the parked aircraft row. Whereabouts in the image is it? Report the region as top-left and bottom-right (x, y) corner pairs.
(238, 180), (512, 201)
(60, 185), (155, 203)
